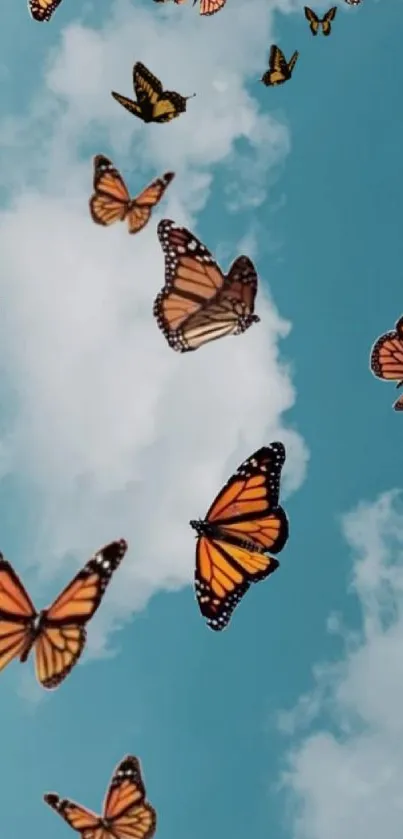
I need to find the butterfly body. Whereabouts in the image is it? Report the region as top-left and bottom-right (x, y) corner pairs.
(44, 755), (157, 839)
(191, 443), (289, 630)
(112, 62), (195, 124)
(0, 539), (127, 688)
(261, 45), (299, 87)
(154, 219), (260, 352)
(304, 6), (337, 35)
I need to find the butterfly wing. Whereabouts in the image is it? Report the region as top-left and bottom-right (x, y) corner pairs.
(89, 155), (130, 227)
(322, 6), (337, 34)
(152, 91), (188, 122)
(0, 557), (36, 672)
(153, 219), (227, 351)
(103, 756), (157, 839)
(197, 0), (227, 15)
(193, 443), (289, 630)
(304, 7), (320, 34)
(173, 255), (260, 351)
(28, 0), (63, 20)
(34, 539), (128, 689)
(262, 45), (288, 86)
(133, 63), (163, 105)
(370, 316), (403, 382)
(44, 794), (105, 839)
(287, 51), (299, 75)
(111, 92), (145, 121)
(127, 172), (175, 234)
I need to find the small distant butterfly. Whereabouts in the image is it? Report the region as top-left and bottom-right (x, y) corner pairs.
(112, 62), (196, 123)
(344, 0), (362, 5)
(90, 156), (175, 234)
(28, 0), (63, 20)
(370, 314), (403, 411)
(190, 443), (289, 631)
(0, 540), (127, 688)
(261, 45), (299, 87)
(44, 755), (156, 839)
(154, 219), (260, 352)
(304, 6), (337, 35)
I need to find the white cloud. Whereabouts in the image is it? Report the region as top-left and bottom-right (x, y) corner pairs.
(279, 491), (403, 839)
(0, 0), (308, 660)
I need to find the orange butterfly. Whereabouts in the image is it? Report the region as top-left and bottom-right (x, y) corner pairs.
(370, 314), (403, 410)
(28, 0), (63, 21)
(190, 443), (289, 630)
(90, 155), (175, 234)
(153, 219), (260, 352)
(195, 0), (227, 15)
(44, 754), (156, 839)
(0, 539), (127, 689)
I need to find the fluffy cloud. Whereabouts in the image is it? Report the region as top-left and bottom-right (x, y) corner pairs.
(280, 491), (403, 839)
(0, 0), (308, 658)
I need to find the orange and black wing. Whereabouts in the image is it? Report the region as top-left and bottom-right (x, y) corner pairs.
(0, 557), (36, 673)
(370, 315), (403, 410)
(322, 6), (337, 34)
(102, 755), (157, 839)
(304, 6), (320, 34)
(127, 172), (175, 234)
(193, 443), (289, 630)
(34, 539), (128, 689)
(197, 0), (227, 14)
(90, 155), (131, 227)
(28, 0), (63, 21)
(44, 794), (105, 839)
(153, 219), (227, 351)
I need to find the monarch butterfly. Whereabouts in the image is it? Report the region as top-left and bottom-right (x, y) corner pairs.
(28, 0), (63, 20)
(0, 539), (127, 689)
(304, 6), (337, 35)
(370, 315), (403, 411)
(153, 219), (260, 352)
(261, 45), (299, 87)
(89, 155), (175, 233)
(153, 0), (226, 12)
(111, 62), (196, 123)
(44, 754), (156, 839)
(190, 443), (289, 630)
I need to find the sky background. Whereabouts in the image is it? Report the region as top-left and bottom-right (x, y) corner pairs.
(1, 0), (403, 838)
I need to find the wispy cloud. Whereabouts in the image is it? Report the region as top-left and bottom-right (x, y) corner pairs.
(0, 0), (308, 660)
(279, 490), (403, 839)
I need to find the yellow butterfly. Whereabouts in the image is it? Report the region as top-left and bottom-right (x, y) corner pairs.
(261, 45), (299, 87)
(304, 6), (337, 35)
(111, 62), (196, 124)
(28, 0), (63, 20)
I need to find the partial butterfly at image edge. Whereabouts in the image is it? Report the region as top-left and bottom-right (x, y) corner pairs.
(44, 754), (157, 839)
(0, 539), (128, 689)
(370, 314), (403, 411)
(28, 0), (64, 20)
(190, 442), (289, 631)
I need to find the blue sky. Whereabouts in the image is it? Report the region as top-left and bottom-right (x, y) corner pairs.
(1, 1), (403, 839)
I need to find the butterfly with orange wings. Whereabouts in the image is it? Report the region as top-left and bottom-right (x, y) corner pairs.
(370, 315), (403, 410)
(190, 443), (289, 630)
(44, 754), (156, 839)
(304, 6), (337, 35)
(90, 156), (175, 234)
(153, 219), (260, 352)
(28, 0), (63, 20)
(0, 539), (127, 689)
(153, 0), (227, 14)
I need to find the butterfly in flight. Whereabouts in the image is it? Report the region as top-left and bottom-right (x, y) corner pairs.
(261, 45), (299, 87)
(28, 0), (63, 20)
(89, 155), (175, 234)
(344, 0), (362, 5)
(0, 539), (127, 689)
(153, 219), (260, 352)
(190, 443), (289, 630)
(111, 62), (196, 123)
(370, 314), (403, 411)
(153, 0), (226, 12)
(304, 6), (337, 35)
(44, 754), (156, 839)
